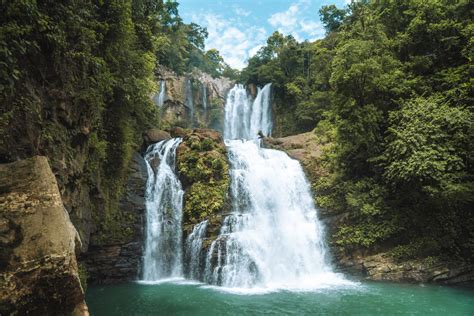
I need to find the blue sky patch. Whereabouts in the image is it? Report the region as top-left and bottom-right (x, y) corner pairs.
(179, 0), (349, 69)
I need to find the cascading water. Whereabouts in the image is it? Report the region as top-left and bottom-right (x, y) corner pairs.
(201, 83), (207, 110)
(205, 83), (345, 290)
(142, 138), (184, 281)
(185, 220), (208, 280)
(185, 78), (194, 124)
(224, 83), (272, 140)
(141, 83), (347, 290)
(154, 80), (166, 107)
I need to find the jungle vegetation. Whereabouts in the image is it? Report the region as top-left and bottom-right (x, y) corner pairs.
(241, 0), (473, 262)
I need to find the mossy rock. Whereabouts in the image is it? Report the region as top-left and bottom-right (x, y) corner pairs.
(176, 129), (230, 240)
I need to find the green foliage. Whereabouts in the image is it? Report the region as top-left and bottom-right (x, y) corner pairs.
(177, 132), (230, 225)
(382, 96), (470, 197)
(242, 0), (473, 260)
(154, 3), (238, 77)
(319, 5), (347, 33)
(388, 239), (441, 262)
(183, 181), (228, 224)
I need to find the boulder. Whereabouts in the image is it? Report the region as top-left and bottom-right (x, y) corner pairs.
(263, 132), (323, 183)
(143, 129), (171, 146)
(169, 126), (188, 138)
(192, 128), (223, 143)
(0, 156), (88, 315)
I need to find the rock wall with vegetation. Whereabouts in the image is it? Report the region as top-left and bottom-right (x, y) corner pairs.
(83, 152), (148, 284)
(176, 129), (230, 249)
(0, 156), (88, 315)
(155, 67), (234, 131)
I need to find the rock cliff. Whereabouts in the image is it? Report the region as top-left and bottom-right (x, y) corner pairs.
(83, 152), (148, 284)
(0, 156), (88, 315)
(154, 67), (234, 131)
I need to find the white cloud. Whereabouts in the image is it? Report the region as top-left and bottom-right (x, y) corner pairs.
(268, 0), (324, 41)
(191, 13), (267, 70)
(249, 44), (263, 58)
(299, 20), (325, 38)
(234, 6), (251, 17)
(268, 4), (299, 29)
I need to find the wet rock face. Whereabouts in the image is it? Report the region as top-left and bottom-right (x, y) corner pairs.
(83, 152), (148, 284)
(0, 156), (87, 315)
(154, 67), (234, 130)
(339, 253), (474, 285)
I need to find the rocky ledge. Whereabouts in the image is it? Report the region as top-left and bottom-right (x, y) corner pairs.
(0, 156), (88, 315)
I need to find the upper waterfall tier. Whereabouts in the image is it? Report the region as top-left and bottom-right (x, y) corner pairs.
(224, 83), (272, 140)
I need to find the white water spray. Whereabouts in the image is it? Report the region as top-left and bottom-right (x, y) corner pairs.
(154, 80), (166, 107)
(185, 220), (208, 280)
(142, 138), (184, 281)
(224, 83), (272, 140)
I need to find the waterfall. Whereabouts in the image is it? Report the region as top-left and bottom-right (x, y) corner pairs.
(224, 83), (272, 140)
(154, 80), (166, 107)
(185, 78), (194, 124)
(204, 83), (342, 290)
(185, 220), (208, 280)
(142, 138), (184, 281)
(201, 83), (207, 110)
(141, 82), (346, 290)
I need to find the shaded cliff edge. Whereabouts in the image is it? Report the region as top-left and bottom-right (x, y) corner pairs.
(0, 156), (88, 315)
(263, 133), (474, 285)
(83, 152), (148, 284)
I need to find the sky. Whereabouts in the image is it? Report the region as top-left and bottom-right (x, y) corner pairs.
(179, 0), (349, 69)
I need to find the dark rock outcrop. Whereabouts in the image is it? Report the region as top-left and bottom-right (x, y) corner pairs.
(0, 156), (88, 315)
(143, 129), (171, 147)
(83, 152), (148, 284)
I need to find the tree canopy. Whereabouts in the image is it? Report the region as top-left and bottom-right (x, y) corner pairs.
(240, 0), (473, 262)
